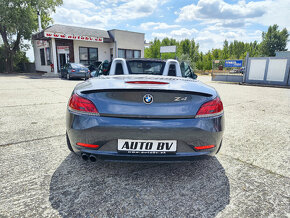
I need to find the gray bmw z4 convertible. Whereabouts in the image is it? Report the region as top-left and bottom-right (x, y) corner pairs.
(66, 58), (224, 162)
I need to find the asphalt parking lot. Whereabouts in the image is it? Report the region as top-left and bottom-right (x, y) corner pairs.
(0, 74), (289, 217)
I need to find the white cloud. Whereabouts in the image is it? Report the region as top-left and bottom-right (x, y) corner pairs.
(253, 0), (290, 30)
(150, 28), (197, 42)
(176, 0), (289, 30)
(170, 28), (198, 39)
(61, 0), (99, 10)
(140, 22), (180, 30)
(53, 7), (108, 29)
(151, 28), (198, 41)
(176, 0), (267, 22)
(53, 0), (170, 29)
(151, 32), (168, 38)
(173, 0), (289, 51)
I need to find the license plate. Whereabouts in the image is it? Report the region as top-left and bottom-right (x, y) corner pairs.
(80, 70), (86, 73)
(118, 139), (177, 154)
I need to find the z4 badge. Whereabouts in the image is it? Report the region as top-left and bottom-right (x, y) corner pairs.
(174, 97), (188, 102)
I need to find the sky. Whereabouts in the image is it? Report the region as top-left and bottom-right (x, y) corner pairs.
(27, 0), (289, 61)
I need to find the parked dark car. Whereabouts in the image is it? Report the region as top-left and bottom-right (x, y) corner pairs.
(60, 63), (90, 80)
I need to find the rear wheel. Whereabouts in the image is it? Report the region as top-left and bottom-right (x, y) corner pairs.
(66, 132), (74, 152)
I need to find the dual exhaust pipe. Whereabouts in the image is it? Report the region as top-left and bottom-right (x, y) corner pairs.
(81, 153), (97, 162)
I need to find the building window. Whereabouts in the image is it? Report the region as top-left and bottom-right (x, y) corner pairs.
(40, 48), (45, 66)
(118, 49), (141, 59)
(45, 47), (51, 65)
(79, 47), (98, 66)
(126, 50), (133, 59)
(134, 50), (141, 58)
(118, 49), (125, 58)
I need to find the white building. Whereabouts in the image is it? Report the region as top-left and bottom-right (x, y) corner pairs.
(32, 24), (145, 74)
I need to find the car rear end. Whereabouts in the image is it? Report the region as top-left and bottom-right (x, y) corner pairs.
(70, 64), (90, 79)
(66, 76), (224, 162)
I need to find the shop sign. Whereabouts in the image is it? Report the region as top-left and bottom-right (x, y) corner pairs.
(57, 46), (69, 53)
(44, 32), (104, 42)
(225, 60), (243, 67)
(36, 40), (49, 47)
(160, 46), (176, 53)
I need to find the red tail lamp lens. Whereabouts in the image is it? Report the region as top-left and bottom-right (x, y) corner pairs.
(76, 142), (99, 148)
(69, 94), (99, 114)
(194, 145), (215, 150)
(71, 69), (76, 72)
(126, 81), (169, 85)
(196, 97), (223, 118)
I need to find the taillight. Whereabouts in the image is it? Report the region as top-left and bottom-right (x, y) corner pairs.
(196, 97), (223, 118)
(68, 94), (99, 115)
(88, 70), (90, 73)
(71, 69), (76, 72)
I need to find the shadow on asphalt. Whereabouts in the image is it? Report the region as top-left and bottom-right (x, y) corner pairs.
(49, 154), (230, 217)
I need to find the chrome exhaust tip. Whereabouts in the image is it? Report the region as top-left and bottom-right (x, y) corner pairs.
(81, 153), (89, 161)
(89, 155), (97, 162)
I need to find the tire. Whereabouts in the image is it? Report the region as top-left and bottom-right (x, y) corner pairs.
(66, 132), (74, 152)
(66, 73), (70, 80)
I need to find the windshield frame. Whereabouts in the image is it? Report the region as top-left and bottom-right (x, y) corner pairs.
(126, 60), (165, 75)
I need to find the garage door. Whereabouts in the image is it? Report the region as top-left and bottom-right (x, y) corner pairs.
(245, 57), (290, 86)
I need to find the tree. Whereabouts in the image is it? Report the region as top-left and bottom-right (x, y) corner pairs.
(260, 24), (289, 56)
(189, 39), (199, 62)
(144, 38), (161, 58)
(144, 24), (288, 71)
(180, 39), (191, 55)
(0, 0), (63, 72)
(222, 40), (229, 60)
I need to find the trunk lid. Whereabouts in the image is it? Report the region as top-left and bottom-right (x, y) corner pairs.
(75, 75), (216, 118)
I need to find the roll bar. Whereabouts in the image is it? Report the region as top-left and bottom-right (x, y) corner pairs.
(108, 58), (182, 77)
(162, 59), (182, 77)
(109, 58), (129, 75)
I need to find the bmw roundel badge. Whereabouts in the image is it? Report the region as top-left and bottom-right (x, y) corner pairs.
(143, 94), (153, 104)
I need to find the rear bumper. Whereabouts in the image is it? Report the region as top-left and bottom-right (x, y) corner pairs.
(70, 73), (88, 78)
(66, 111), (225, 161)
(76, 150), (218, 162)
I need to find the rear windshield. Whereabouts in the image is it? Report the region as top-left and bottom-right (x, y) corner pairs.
(126, 61), (165, 75)
(71, 63), (86, 68)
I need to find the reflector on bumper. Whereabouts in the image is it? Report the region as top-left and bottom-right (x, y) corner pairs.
(76, 142), (99, 149)
(194, 145), (215, 150)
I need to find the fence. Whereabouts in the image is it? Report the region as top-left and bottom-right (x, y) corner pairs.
(211, 59), (244, 83)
